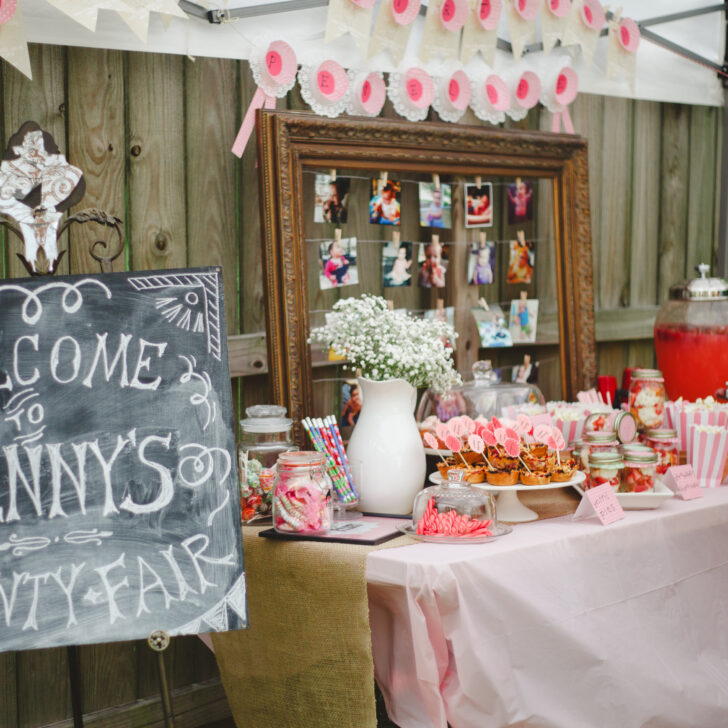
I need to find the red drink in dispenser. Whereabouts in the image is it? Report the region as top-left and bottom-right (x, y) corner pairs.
(654, 265), (728, 401)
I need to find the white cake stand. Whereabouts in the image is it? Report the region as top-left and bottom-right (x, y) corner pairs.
(428, 471), (586, 523)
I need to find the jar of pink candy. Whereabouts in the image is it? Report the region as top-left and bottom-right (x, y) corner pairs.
(272, 452), (332, 534)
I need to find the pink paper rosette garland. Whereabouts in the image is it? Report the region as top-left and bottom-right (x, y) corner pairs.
(507, 69), (541, 121)
(545, 0), (570, 19)
(477, 0), (502, 30)
(471, 73), (510, 124)
(433, 69), (472, 123)
(687, 425), (728, 488)
(392, 0), (422, 25)
(298, 60), (351, 118)
(0, 0), (17, 24)
(440, 0), (469, 31)
(514, 0), (539, 21)
(231, 40), (298, 157)
(347, 71), (386, 117)
(541, 65), (578, 133)
(387, 67), (435, 121)
(618, 16), (640, 53)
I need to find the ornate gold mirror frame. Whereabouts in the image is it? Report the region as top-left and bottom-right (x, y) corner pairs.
(257, 110), (596, 428)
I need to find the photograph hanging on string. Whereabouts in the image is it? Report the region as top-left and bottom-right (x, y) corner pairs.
(340, 379), (362, 428)
(418, 239), (449, 288)
(318, 236), (359, 289)
(471, 305), (513, 348)
(468, 241), (495, 285)
(506, 178), (534, 224)
(465, 182), (494, 228)
(369, 178), (401, 225)
(509, 297), (539, 343)
(507, 237), (535, 284)
(314, 173), (351, 224)
(382, 240), (413, 287)
(418, 182), (452, 228)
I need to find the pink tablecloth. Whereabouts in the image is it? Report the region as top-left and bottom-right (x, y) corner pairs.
(367, 488), (728, 728)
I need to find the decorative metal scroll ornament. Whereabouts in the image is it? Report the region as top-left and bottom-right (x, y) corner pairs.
(0, 121), (124, 276)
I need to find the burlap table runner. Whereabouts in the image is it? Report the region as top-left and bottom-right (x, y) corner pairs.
(212, 490), (579, 728)
(212, 526), (410, 728)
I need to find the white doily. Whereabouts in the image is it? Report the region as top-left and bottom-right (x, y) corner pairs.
(297, 65), (352, 118)
(470, 77), (506, 125)
(387, 72), (430, 122)
(540, 66), (577, 114)
(250, 49), (297, 99)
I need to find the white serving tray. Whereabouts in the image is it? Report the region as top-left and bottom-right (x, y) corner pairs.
(572, 479), (675, 510)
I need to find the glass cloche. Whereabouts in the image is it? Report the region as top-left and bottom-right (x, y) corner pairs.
(416, 360), (546, 423)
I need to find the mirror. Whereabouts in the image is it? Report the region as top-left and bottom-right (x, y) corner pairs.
(257, 110), (596, 437)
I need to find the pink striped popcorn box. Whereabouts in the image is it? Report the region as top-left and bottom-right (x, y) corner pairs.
(687, 424), (728, 488)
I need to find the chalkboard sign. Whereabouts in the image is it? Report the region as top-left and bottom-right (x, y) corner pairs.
(0, 268), (245, 652)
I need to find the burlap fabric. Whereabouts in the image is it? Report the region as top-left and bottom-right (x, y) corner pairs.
(212, 491), (579, 728)
(212, 527), (410, 728)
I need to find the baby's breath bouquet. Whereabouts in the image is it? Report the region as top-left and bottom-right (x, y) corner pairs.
(309, 295), (462, 393)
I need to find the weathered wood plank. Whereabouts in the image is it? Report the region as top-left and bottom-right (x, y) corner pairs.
(0, 651), (18, 728)
(597, 341), (628, 381)
(3, 44), (69, 279)
(658, 104), (690, 302)
(686, 105), (718, 276)
(16, 647), (71, 728)
(127, 52), (186, 271)
(67, 47), (126, 275)
(185, 57), (238, 334)
(629, 100), (661, 307)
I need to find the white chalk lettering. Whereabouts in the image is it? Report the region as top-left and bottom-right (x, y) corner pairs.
(12, 334), (39, 386)
(94, 554), (129, 625)
(0, 571), (27, 626)
(160, 545), (197, 602)
(129, 339), (167, 391)
(136, 556), (177, 617)
(50, 336), (81, 384)
(3, 444), (43, 522)
(49, 563), (86, 628)
(119, 434), (174, 515)
(88, 436), (130, 517)
(22, 571), (50, 631)
(81, 332), (133, 389)
(47, 442), (89, 519)
(181, 534), (236, 595)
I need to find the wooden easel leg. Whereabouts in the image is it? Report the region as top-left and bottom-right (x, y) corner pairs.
(149, 630), (176, 728)
(67, 645), (84, 728)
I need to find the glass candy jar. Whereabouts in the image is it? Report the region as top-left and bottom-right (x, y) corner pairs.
(412, 469), (497, 538)
(644, 429), (679, 476)
(239, 405), (298, 523)
(629, 369), (666, 431)
(273, 452), (332, 534)
(581, 431), (619, 472)
(620, 446), (658, 493)
(587, 450), (623, 491)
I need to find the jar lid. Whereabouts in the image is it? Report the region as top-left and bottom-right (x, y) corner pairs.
(645, 428), (677, 439)
(240, 404), (294, 433)
(630, 368), (663, 380)
(669, 263), (728, 301)
(589, 450), (623, 467)
(584, 431), (618, 443)
(623, 449), (658, 464)
(277, 451), (326, 468)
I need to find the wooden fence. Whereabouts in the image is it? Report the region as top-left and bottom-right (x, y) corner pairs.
(0, 44), (722, 726)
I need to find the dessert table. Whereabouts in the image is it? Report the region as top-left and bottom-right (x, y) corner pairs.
(367, 488), (728, 728)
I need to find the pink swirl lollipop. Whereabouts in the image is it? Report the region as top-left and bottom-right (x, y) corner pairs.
(580, 0), (605, 31)
(477, 0), (501, 30)
(440, 0), (469, 32)
(423, 432), (440, 449)
(618, 17), (640, 53)
(468, 433), (485, 453)
(392, 0), (421, 26)
(514, 0), (539, 21)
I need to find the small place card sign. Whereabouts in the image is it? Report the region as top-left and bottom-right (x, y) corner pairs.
(573, 483), (625, 525)
(663, 465), (704, 500)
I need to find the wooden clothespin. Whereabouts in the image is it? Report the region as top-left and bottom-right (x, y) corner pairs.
(380, 171), (388, 188)
(516, 176), (522, 186)
(479, 231), (487, 248)
(475, 176), (482, 188)
(432, 173), (440, 191)
(520, 290), (528, 303)
(330, 168), (337, 182)
(478, 297), (490, 311)
(517, 230), (526, 245)
(334, 228), (342, 243)
(386, 299), (394, 311)
(523, 353), (531, 367)
(431, 233), (440, 247)
(393, 230), (400, 246)
(436, 298), (444, 311)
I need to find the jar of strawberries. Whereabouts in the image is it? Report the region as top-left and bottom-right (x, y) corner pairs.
(620, 447), (658, 493)
(629, 369), (666, 431)
(643, 428), (679, 476)
(587, 450), (623, 490)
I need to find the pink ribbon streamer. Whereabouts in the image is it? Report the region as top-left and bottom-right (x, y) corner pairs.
(551, 106), (575, 134)
(231, 87), (277, 158)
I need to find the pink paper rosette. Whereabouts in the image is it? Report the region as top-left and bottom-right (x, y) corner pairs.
(440, 0), (469, 31)
(541, 65), (578, 133)
(507, 69), (541, 120)
(471, 74), (510, 124)
(545, 0), (570, 18)
(580, 0), (605, 31)
(392, 0), (422, 26)
(433, 69), (472, 123)
(298, 60), (351, 118)
(687, 425), (728, 488)
(618, 17), (640, 53)
(232, 40), (298, 157)
(477, 0), (502, 30)
(347, 71), (386, 116)
(387, 67), (435, 121)
(0, 0), (16, 24)
(514, 0), (539, 21)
